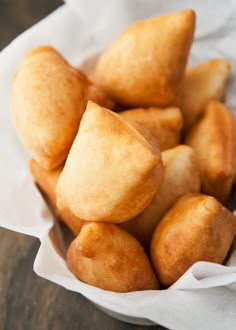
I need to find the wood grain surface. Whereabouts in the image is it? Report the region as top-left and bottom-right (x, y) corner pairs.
(0, 1), (166, 329)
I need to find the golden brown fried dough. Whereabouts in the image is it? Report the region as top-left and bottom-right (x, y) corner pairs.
(150, 193), (236, 287)
(119, 107), (183, 151)
(30, 159), (83, 235)
(67, 222), (159, 292)
(11, 46), (114, 170)
(57, 101), (163, 223)
(181, 59), (231, 132)
(121, 145), (200, 247)
(93, 10), (195, 107)
(185, 101), (236, 203)
(84, 81), (115, 110)
(128, 122), (159, 153)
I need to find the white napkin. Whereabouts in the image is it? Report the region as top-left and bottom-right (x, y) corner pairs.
(0, 1), (236, 329)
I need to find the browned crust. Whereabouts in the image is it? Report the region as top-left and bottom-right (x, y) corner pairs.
(93, 10), (195, 107)
(185, 101), (236, 203)
(67, 222), (159, 292)
(119, 107), (183, 151)
(150, 193), (236, 287)
(29, 159), (83, 235)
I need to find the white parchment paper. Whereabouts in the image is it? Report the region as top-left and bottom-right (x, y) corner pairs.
(0, 1), (236, 329)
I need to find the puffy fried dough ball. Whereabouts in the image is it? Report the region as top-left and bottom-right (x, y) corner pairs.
(57, 101), (163, 223)
(11, 46), (114, 170)
(119, 107), (183, 151)
(67, 222), (159, 292)
(30, 159), (83, 236)
(93, 10), (195, 107)
(150, 193), (236, 287)
(121, 145), (200, 247)
(185, 101), (236, 203)
(181, 59), (231, 132)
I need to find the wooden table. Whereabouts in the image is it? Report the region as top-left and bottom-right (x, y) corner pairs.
(0, 1), (166, 329)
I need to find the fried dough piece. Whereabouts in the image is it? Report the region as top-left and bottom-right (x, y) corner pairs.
(84, 82), (114, 110)
(185, 101), (236, 203)
(57, 101), (163, 223)
(30, 159), (83, 235)
(119, 107), (183, 151)
(67, 222), (159, 292)
(181, 59), (231, 132)
(150, 193), (236, 287)
(121, 145), (200, 247)
(11, 46), (114, 170)
(93, 10), (195, 107)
